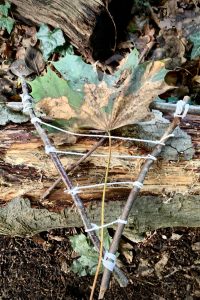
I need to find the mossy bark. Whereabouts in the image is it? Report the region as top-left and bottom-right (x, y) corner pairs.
(0, 195), (199, 239)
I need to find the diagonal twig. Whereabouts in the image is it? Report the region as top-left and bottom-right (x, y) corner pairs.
(99, 96), (190, 299)
(41, 137), (105, 200)
(20, 77), (128, 288)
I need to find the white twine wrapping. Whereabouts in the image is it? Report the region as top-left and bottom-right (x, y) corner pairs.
(85, 219), (127, 233)
(66, 180), (143, 195)
(45, 145), (57, 154)
(102, 252), (116, 272)
(31, 117), (166, 145)
(43, 146), (157, 160)
(53, 150), (156, 159)
(21, 94), (33, 113)
(174, 100), (190, 118)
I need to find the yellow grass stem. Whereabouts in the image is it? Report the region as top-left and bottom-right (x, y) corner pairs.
(89, 132), (112, 300)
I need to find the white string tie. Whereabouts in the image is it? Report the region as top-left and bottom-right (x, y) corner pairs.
(45, 145), (57, 154)
(47, 148), (159, 160)
(22, 94), (33, 102)
(31, 117), (41, 124)
(21, 94), (33, 113)
(85, 218), (127, 232)
(68, 187), (79, 196)
(22, 103), (32, 112)
(133, 181), (143, 189)
(118, 219), (127, 224)
(102, 252), (116, 272)
(32, 117), (165, 145)
(147, 154), (157, 161)
(66, 181), (143, 195)
(174, 100), (190, 119)
(160, 133), (175, 143)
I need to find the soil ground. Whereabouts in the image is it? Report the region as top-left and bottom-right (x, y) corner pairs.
(0, 227), (199, 300)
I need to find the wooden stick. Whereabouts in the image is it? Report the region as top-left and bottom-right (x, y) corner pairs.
(20, 77), (128, 288)
(99, 96), (190, 299)
(40, 137), (105, 200)
(151, 101), (200, 115)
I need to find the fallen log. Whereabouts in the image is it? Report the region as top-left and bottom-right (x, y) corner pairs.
(9, 0), (133, 59)
(0, 110), (199, 237)
(0, 195), (199, 238)
(0, 113), (199, 207)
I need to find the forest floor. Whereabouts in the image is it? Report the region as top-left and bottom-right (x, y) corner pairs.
(0, 227), (200, 299)
(1, 0), (200, 299)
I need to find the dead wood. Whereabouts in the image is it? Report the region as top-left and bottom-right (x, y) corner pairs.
(8, 0), (132, 59)
(0, 110), (199, 239)
(0, 195), (199, 237)
(0, 114), (199, 210)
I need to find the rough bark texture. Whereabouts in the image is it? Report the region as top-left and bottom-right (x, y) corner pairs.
(0, 112), (199, 237)
(0, 195), (199, 238)
(8, 0), (123, 59)
(0, 114), (199, 206)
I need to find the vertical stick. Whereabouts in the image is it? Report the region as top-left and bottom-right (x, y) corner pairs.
(90, 132), (112, 300)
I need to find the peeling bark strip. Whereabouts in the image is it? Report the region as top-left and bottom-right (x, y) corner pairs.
(9, 0), (132, 59)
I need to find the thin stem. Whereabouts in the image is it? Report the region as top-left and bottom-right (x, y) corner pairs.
(41, 137), (105, 200)
(90, 132), (112, 300)
(98, 96), (190, 299)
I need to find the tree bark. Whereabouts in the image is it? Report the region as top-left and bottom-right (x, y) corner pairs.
(0, 111), (199, 237)
(8, 0), (132, 59)
(0, 113), (199, 209)
(0, 195), (199, 238)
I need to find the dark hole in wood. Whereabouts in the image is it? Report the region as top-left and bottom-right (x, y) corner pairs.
(90, 0), (133, 61)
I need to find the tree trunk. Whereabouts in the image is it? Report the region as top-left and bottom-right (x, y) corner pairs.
(9, 0), (132, 60)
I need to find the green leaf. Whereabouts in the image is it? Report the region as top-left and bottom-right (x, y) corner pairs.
(69, 231), (113, 276)
(0, 2), (10, 17)
(53, 52), (99, 92)
(29, 67), (82, 109)
(69, 234), (99, 276)
(189, 32), (200, 59)
(76, 60), (170, 131)
(70, 234), (92, 256)
(0, 16), (14, 33)
(37, 24), (65, 60)
(116, 48), (139, 74)
(33, 51), (170, 132)
(53, 49), (139, 92)
(54, 44), (74, 56)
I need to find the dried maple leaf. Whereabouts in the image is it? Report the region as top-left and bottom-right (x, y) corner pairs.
(36, 96), (76, 120)
(77, 60), (171, 131)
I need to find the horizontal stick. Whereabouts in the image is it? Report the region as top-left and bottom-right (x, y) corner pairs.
(151, 101), (200, 115)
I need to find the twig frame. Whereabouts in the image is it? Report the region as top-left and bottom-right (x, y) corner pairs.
(20, 77), (128, 288)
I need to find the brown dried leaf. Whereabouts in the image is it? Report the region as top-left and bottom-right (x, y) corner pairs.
(36, 96), (76, 120)
(25, 46), (45, 74)
(78, 61), (171, 131)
